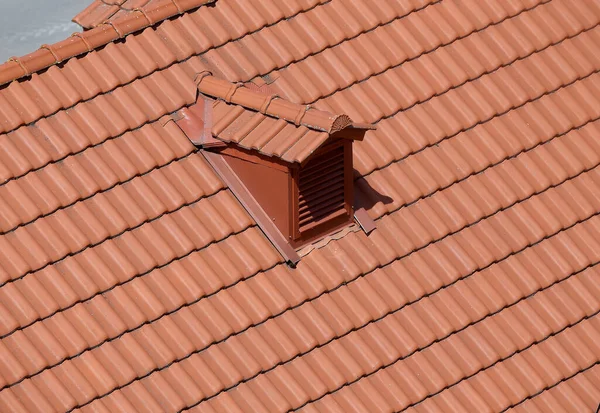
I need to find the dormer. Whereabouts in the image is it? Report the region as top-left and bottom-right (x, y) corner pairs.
(174, 74), (375, 264)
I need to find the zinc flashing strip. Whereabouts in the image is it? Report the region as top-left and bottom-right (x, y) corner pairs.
(201, 149), (301, 265)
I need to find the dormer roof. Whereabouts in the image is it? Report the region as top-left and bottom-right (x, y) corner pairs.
(177, 74), (373, 163)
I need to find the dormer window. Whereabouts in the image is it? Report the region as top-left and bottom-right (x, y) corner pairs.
(174, 74), (375, 264)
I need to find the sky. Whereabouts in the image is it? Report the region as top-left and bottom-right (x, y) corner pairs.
(0, 0), (84, 62)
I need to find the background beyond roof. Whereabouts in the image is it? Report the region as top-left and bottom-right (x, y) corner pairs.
(0, 0), (81, 62)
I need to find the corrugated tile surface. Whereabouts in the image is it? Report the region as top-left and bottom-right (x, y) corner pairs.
(1, 0), (600, 411)
(211, 99), (331, 163)
(508, 364), (600, 412)
(195, 75), (366, 164)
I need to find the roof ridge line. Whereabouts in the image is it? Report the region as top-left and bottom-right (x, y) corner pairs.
(0, 0), (215, 86)
(195, 73), (371, 134)
(75, 0), (171, 28)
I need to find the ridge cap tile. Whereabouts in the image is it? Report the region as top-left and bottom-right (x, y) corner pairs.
(196, 74), (367, 134)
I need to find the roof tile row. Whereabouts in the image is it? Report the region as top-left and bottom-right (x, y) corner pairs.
(0, 182), (253, 323)
(193, 0), (436, 83)
(320, 24), (600, 174)
(0, 122), (201, 234)
(509, 364), (600, 412)
(360, 92), (600, 221)
(271, 0), (554, 103)
(404, 316), (600, 413)
(0, 63), (196, 136)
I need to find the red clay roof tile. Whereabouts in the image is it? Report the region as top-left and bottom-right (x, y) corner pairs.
(0, 0), (600, 411)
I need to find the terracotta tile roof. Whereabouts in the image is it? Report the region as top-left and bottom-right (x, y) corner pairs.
(0, 0), (600, 412)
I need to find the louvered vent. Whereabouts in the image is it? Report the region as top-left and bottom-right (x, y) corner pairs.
(297, 141), (348, 235)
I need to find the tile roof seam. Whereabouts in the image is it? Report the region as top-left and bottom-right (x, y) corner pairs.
(0, 109), (194, 187)
(0, 63), (189, 137)
(0, 0), (331, 87)
(0, 150), (200, 236)
(60, 261), (600, 413)
(502, 363), (600, 413)
(0, 184), (232, 291)
(356, 66), (600, 182)
(293, 311), (600, 412)
(359, 116), (600, 223)
(5, 137), (593, 357)
(251, 0), (441, 82)
(35, 173), (600, 409)
(131, 256), (600, 411)
(187, 264), (600, 411)
(303, 0), (555, 106)
(0, 240), (288, 392)
(0, 224), (268, 347)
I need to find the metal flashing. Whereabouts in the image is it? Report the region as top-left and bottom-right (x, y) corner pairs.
(353, 207), (376, 234)
(174, 98), (224, 148)
(201, 149), (301, 266)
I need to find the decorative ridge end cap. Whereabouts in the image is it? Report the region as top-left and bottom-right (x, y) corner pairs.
(327, 114), (353, 133)
(196, 74), (375, 135)
(0, 0), (216, 86)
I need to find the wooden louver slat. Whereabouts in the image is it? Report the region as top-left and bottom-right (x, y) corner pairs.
(297, 142), (346, 234)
